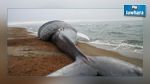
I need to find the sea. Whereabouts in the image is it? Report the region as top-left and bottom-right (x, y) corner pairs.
(8, 20), (143, 59)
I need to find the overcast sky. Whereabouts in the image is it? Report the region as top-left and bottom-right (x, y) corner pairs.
(8, 9), (145, 23)
(7, 0), (146, 23)
(5, 0), (146, 8)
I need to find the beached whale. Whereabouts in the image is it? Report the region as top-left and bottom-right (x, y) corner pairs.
(38, 20), (142, 76)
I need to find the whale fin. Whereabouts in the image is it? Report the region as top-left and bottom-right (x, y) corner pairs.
(77, 32), (90, 42)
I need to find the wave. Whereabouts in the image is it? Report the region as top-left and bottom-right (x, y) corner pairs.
(89, 40), (143, 51)
(109, 31), (125, 35)
(123, 40), (143, 46)
(87, 40), (143, 59)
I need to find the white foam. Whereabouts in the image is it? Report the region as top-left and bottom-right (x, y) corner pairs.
(87, 40), (143, 59)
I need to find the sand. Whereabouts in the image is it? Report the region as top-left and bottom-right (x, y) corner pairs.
(8, 27), (143, 76)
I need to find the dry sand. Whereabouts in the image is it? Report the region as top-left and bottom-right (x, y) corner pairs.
(8, 27), (142, 76)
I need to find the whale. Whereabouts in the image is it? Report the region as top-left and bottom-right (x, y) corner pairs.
(38, 20), (143, 76)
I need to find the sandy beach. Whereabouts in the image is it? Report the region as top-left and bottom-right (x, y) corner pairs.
(8, 27), (143, 76)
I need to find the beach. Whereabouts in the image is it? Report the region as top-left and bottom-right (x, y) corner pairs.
(8, 27), (143, 76)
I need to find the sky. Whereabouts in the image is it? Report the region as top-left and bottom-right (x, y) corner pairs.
(4, 0), (146, 8)
(8, 9), (144, 23)
(7, 0), (146, 23)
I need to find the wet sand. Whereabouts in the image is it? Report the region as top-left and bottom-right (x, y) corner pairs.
(8, 27), (142, 76)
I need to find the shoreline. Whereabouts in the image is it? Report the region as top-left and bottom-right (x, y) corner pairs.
(8, 27), (143, 76)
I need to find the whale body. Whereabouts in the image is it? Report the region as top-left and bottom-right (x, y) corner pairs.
(38, 20), (143, 76)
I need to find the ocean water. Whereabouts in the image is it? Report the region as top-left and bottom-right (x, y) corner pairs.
(8, 20), (143, 59)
